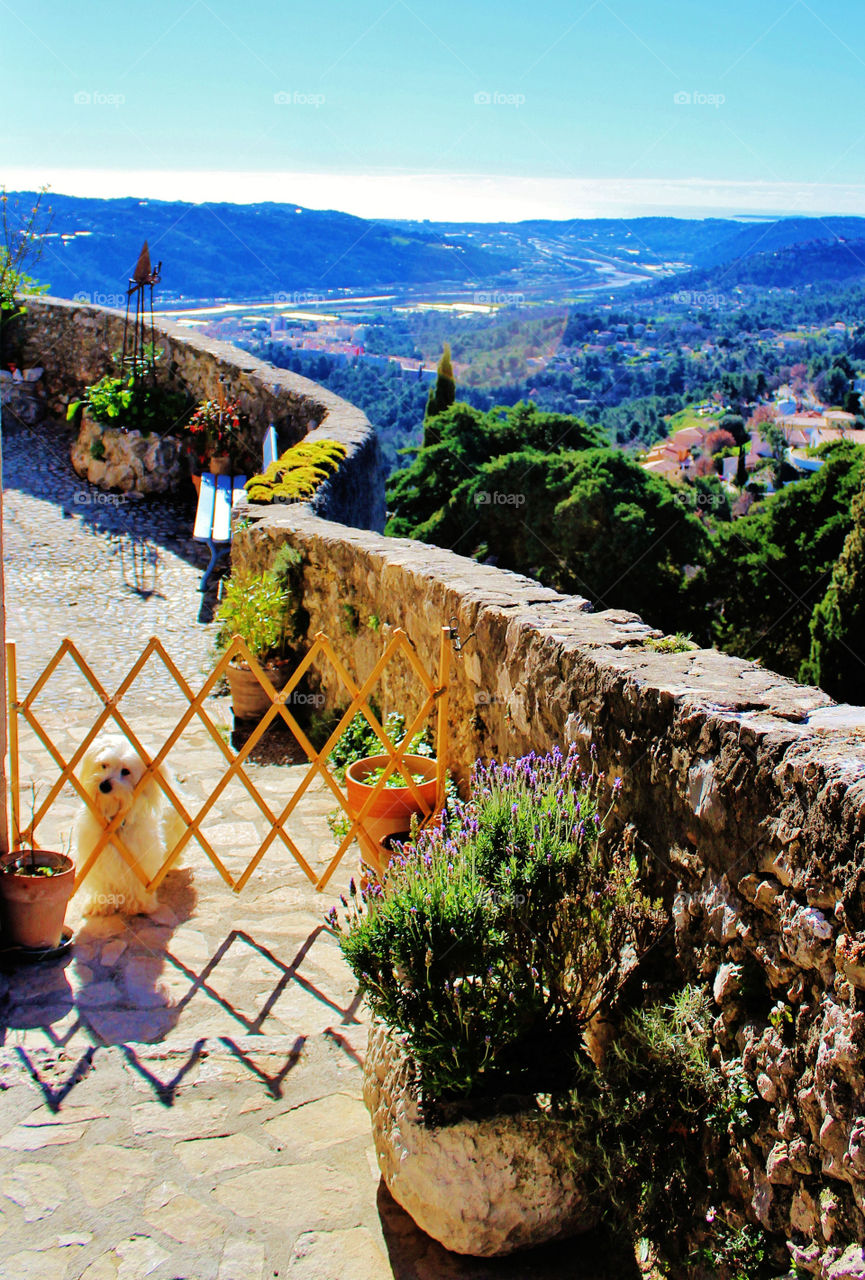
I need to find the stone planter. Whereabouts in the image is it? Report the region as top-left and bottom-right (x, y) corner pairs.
(363, 1022), (597, 1257)
(71, 411), (184, 494)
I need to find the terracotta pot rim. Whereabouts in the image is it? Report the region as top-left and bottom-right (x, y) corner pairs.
(0, 850), (74, 876)
(346, 753), (438, 789)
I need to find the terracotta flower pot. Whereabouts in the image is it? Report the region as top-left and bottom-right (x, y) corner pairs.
(209, 454), (231, 475)
(0, 850), (75, 949)
(345, 753), (438, 870)
(226, 660), (293, 721)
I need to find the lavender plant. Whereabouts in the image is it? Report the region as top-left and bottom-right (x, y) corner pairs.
(333, 745), (662, 1102)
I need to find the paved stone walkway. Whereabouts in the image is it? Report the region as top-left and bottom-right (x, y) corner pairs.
(0, 422), (635, 1279)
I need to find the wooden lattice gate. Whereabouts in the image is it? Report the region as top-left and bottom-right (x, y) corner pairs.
(6, 627), (450, 894)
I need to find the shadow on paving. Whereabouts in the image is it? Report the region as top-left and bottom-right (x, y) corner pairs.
(0, 869), (362, 1104)
(2, 417), (209, 575)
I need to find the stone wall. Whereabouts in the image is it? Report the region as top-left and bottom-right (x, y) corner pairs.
(11, 297), (385, 530)
(234, 501), (865, 1277)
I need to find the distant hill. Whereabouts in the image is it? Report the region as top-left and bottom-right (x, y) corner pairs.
(650, 235), (865, 297)
(8, 191), (865, 305)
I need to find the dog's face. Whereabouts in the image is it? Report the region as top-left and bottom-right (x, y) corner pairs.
(80, 735), (157, 823)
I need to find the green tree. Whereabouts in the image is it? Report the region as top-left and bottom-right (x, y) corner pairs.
(736, 444), (747, 487)
(0, 187), (51, 359)
(803, 481), (865, 701)
(699, 441), (865, 677)
(423, 342), (455, 442)
(391, 422), (707, 629)
(387, 400), (607, 537)
(719, 413), (748, 448)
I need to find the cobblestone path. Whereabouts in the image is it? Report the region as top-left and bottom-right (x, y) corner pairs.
(0, 422), (633, 1279)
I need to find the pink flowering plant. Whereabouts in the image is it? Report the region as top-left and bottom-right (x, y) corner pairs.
(332, 744), (662, 1103)
(185, 396), (245, 464)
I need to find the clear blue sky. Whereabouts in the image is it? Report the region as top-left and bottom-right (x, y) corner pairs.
(3, 0), (865, 219)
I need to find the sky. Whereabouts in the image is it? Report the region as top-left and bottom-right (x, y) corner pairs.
(3, 0), (865, 222)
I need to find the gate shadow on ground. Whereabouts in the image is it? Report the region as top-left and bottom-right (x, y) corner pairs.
(376, 1182), (641, 1279)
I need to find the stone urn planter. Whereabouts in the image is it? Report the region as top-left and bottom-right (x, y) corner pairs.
(0, 850), (75, 950)
(363, 1022), (597, 1257)
(345, 754), (438, 870)
(71, 412), (184, 494)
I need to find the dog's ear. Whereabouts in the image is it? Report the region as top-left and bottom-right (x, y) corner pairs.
(77, 745), (101, 794)
(139, 761), (170, 810)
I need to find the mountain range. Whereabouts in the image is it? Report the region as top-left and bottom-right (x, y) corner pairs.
(8, 191), (865, 305)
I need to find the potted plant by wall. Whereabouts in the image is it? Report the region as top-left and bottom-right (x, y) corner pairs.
(344, 749), (438, 871)
(185, 395), (245, 478)
(326, 710), (439, 869)
(214, 545), (306, 721)
(0, 814), (75, 952)
(331, 745), (663, 1257)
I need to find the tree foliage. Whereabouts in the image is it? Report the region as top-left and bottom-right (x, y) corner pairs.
(693, 441), (865, 677)
(387, 400), (706, 627)
(423, 341), (455, 438)
(804, 479), (865, 701)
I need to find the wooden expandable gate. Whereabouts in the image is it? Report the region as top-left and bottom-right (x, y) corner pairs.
(6, 628), (450, 894)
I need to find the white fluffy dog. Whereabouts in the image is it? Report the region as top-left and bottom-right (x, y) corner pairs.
(75, 734), (188, 917)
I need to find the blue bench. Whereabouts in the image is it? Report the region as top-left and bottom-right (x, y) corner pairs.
(194, 425), (278, 591)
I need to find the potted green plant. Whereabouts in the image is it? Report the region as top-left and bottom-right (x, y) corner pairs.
(331, 745), (663, 1257)
(326, 711), (439, 870)
(0, 791), (74, 952)
(214, 545), (305, 721)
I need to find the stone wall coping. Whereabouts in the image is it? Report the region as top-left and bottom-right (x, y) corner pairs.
(26, 295), (372, 444)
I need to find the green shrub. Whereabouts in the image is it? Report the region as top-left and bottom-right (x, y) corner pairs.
(567, 985), (760, 1273)
(67, 368), (191, 436)
(245, 438), (346, 503)
(333, 746), (662, 1102)
(215, 546), (304, 663)
(326, 710), (431, 783)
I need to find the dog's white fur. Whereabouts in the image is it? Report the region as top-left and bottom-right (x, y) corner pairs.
(75, 734), (187, 916)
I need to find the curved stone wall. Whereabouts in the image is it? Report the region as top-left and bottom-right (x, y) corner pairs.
(11, 296), (385, 530)
(234, 500), (865, 1274)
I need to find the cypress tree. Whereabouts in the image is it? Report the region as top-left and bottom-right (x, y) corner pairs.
(423, 343), (455, 445)
(804, 482), (865, 701)
(736, 444), (747, 487)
